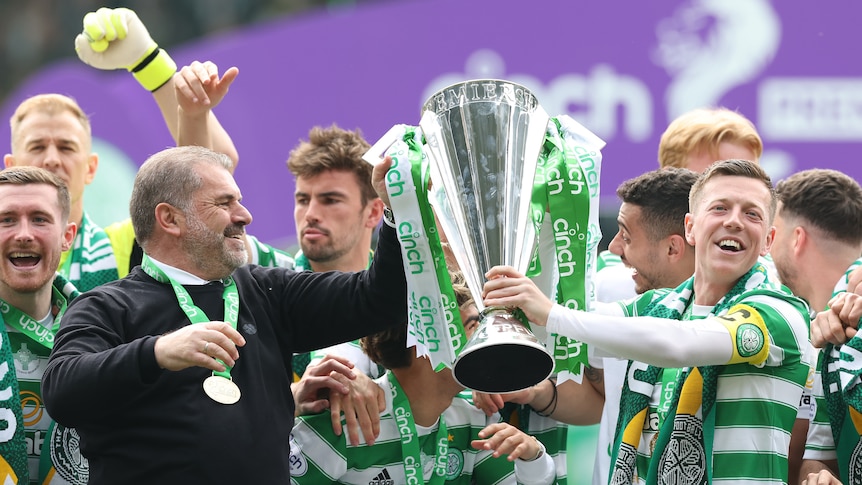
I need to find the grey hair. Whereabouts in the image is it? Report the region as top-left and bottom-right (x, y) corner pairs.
(130, 146), (233, 247)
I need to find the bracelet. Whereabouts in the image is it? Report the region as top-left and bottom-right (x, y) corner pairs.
(531, 377), (557, 417)
(382, 206), (396, 228)
(519, 435), (546, 462)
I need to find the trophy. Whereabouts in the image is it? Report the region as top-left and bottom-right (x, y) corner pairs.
(420, 79), (554, 393)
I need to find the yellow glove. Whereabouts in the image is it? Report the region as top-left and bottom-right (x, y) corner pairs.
(75, 7), (177, 92)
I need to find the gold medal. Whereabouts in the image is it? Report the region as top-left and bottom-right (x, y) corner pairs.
(203, 375), (241, 404)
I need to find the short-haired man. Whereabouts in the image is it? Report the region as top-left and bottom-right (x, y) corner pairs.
(483, 159), (812, 484)
(768, 169), (862, 484)
(482, 168), (699, 484)
(0, 166), (84, 484)
(287, 125), (384, 378)
(42, 146), (407, 484)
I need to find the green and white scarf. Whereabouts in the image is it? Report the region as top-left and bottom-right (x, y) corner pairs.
(0, 319), (28, 484)
(533, 115), (603, 383)
(58, 213), (119, 292)
(610, 263), (769, 485)
(1, 275), (82, 484)
(820, 258), (862, 481)
(381, 124), (465, 371)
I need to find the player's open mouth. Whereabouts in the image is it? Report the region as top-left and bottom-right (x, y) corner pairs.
(9, 252), (40, 268)
(717, 239), (743, 252)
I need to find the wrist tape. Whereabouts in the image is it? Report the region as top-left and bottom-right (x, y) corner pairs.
(130, 44), (177, 92)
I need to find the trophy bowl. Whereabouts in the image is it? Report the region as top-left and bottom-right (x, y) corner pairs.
(452, 309), (554, 393)
(420, 79), (554, 393)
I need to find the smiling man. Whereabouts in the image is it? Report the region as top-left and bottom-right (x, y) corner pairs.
(41, 146), (407, 485)
(0, 166), (84, 485)
(607, 168), (698, 295)
(481, 159), (812, 485)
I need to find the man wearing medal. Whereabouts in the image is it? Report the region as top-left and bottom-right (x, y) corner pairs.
(483, 159), (812, 485)
(0, 166), (84, 484)
(289, 269), (556, 484)
(42, 145), (408, 484)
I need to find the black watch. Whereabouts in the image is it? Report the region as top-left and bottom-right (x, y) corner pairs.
(383, 206), (396, 227)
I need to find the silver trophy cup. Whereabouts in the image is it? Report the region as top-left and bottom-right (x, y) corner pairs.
(420, 79), (554, 393)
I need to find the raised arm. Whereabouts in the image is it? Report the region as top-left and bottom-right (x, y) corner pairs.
(75, 7), (239, 166)
(174, 61), (239, 171)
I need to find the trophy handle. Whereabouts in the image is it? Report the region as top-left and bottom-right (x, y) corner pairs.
(452, 308), (554, 393)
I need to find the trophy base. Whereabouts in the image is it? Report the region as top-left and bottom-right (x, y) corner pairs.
(453, 343), (554, 393)
(452, 309), (554, 393)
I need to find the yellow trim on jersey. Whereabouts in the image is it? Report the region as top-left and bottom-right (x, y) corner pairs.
(104, 218), (136, 278)
(714, 303), (770, 365)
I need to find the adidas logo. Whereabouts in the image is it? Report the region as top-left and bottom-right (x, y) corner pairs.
(369, 468), (394, 485)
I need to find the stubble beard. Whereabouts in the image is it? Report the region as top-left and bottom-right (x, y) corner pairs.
(184, 215), (246, 279)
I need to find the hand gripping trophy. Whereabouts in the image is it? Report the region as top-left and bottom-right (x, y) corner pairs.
(420, 80), (553, 393)
(368, 79), (602, 393)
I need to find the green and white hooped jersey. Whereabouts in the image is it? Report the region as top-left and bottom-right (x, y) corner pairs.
(289, 375), (518, 484)
(617, 287), (812, 484)
(805, 259), (862, 479)
(245, 235), (296, 269)
(595, 250), (622, 272)
(6, 294), (85, 484)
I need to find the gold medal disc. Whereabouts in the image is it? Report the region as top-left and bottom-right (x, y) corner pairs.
(203, 375), (241, 404)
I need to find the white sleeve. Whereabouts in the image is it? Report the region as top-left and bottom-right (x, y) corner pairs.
(514, 442), (556, 485)
(546, 304), (733, 368)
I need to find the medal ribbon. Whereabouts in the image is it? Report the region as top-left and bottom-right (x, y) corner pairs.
(388, 373), (448, 484)
(141, 254), (240, 379)
(0, 282), (73, 350)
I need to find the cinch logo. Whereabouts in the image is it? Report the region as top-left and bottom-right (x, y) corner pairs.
(571, 145), (600, 197)
(386, 154), (407, 197)
(398, 222), (427, 275)
(176, 292), (199, 319)
(440, 293), (464, 352)
(369, 468), (394, 485)
(225, 292), (239, 321)
(395, 407), (415, 445)
(546, 162), (585, 196)
(20, 315), (53, 344)
(409, 292), (440, 352)
(554, 335), (583, 360)
(552, 218), (585, 279)
(403, 456), (421, 485)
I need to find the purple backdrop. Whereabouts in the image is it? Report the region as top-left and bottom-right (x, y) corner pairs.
(2, 0), (860, 246)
